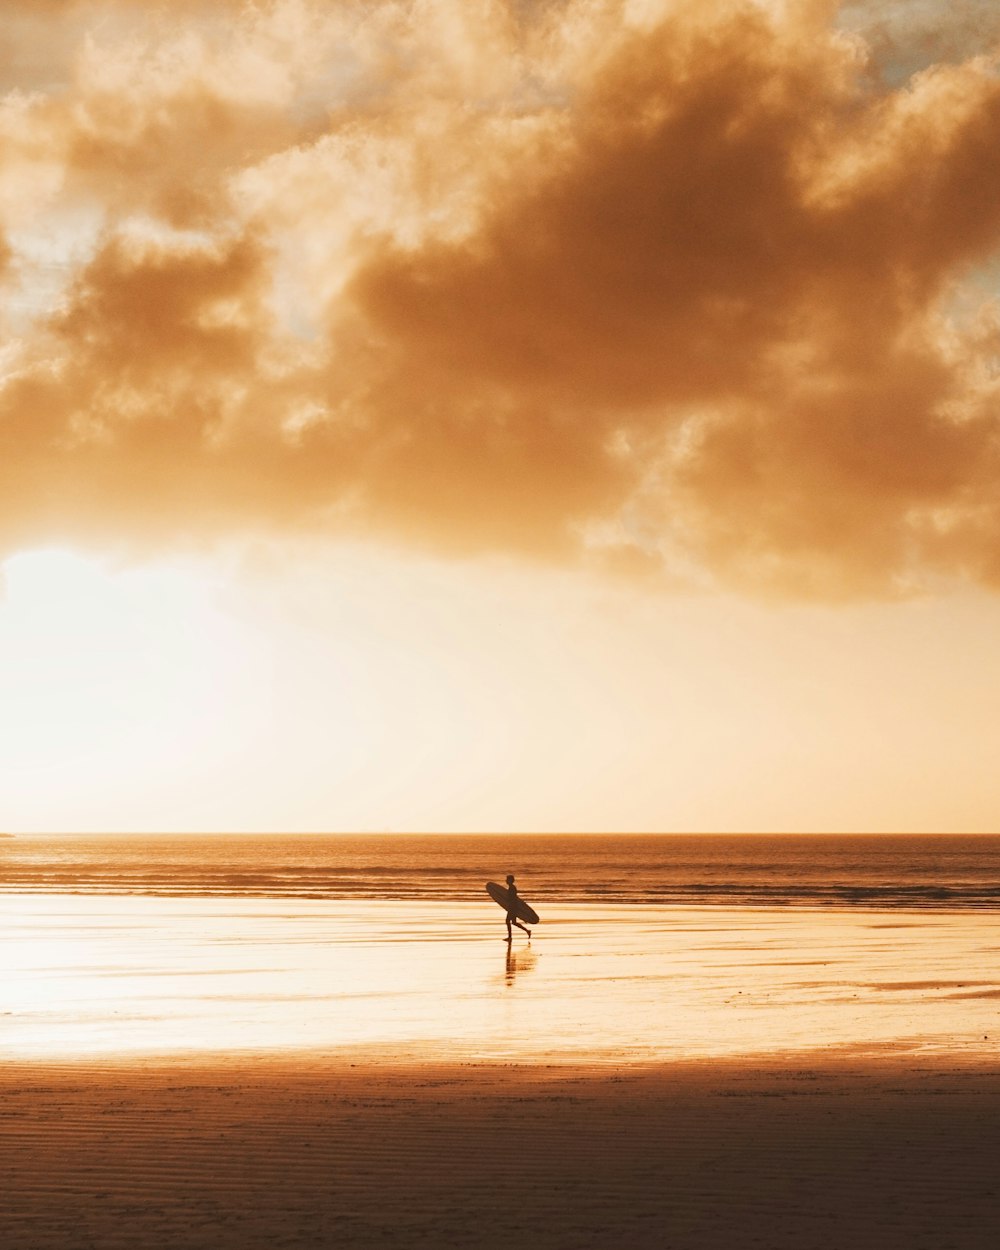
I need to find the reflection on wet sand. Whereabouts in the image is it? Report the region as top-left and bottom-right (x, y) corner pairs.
(504, 944), (538, 987)
(2, 896), (999, 1061)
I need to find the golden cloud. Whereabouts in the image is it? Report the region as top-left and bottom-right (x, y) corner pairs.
(3, 0), (1000, 596)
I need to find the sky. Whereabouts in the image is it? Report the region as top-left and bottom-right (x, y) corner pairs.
(3, 0), (1000, 833)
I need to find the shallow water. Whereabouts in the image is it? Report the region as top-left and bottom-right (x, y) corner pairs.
(3, 895), (999, 1062)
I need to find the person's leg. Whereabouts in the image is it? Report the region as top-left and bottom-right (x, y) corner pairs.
(506, 915), (513, 942)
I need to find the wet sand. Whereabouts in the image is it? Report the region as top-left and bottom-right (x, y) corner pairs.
(4, 896), (1000, 1060)
(3, 897), (1000, 1247)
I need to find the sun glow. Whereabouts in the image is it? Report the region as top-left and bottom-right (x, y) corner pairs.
(0, 549), (264, 830)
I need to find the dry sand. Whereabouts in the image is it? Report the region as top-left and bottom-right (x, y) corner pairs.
(2, 1051), (999, 1250)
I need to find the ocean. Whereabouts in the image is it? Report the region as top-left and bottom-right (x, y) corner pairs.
(2, 833), (999, 909)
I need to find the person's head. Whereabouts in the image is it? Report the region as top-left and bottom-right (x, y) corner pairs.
(506, 874), (515, 885)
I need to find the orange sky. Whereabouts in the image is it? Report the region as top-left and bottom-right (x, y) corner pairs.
(3, 1), (1000, 832)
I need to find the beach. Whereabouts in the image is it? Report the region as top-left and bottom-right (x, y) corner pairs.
(1, 1050), (1000, 1245)
(2, 1054), (999, 1249)
(2, 894), (1000, 1247)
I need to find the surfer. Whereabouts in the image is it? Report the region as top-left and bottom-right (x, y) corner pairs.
(503, 873), (532, 943)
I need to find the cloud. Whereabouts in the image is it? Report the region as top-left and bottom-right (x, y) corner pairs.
(3, 0), (1000, 597)
(840, 1), (1000, 83)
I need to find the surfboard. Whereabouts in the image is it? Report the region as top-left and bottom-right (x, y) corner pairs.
(486, 881), (539, 925)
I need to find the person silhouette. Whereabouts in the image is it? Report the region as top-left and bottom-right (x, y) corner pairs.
(504, 873), (532, 943)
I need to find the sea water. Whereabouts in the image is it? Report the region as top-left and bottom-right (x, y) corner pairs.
(2, 833), (1000, 909)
